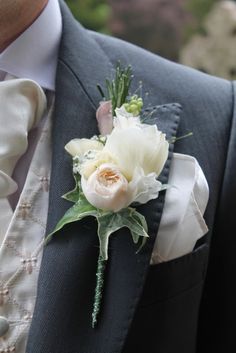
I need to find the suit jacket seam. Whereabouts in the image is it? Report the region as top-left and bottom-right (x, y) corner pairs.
(216, 81), (235, 203)
(139, 279), (205, 308)
(209, 81), (235, 236)
(88, 30), (114, 68)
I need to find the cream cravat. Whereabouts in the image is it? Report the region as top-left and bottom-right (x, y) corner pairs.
(0, 79), (47, 242)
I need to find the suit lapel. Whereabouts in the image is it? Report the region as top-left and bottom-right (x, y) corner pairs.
(27, 2), (181, 352)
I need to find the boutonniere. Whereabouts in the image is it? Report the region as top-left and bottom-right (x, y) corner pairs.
(45, 64), (170, 327)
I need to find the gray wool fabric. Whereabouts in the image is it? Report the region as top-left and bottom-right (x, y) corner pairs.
(26, 1), (236, 353)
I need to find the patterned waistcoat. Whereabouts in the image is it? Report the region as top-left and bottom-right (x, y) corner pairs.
(0, 106), (52, 353)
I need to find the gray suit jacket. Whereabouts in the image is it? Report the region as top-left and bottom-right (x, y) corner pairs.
(26, 2), (236, 353)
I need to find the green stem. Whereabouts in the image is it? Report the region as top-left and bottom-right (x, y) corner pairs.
(92, 255), (107, 328)
(169, 132), (193, 144)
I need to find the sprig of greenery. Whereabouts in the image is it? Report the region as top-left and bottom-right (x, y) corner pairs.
(97, 63), (133, 115)
(169, 132), (193, 144)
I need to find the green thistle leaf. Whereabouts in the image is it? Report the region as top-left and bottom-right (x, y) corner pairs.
(129, 209), (149, 251)
(62, 173), (81, 203)
(45, 195), (97, 244)
(97, 212), (122, 260)
(97, 207), (149, 261)
(97, 84), (105, 99)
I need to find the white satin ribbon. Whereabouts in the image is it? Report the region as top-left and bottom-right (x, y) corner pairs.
(151, 153), (209, 264)
(0, 79), (46, 198)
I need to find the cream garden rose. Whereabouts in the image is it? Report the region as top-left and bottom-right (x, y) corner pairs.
(82, 163), (164, 212)
(65, 106), (169, 212)
(81, 163), (133, 212)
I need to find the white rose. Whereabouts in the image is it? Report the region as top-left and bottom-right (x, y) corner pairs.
(65, 138), (103, 158)
(81, 163), (133, 212)
(103, 124), (168, 181)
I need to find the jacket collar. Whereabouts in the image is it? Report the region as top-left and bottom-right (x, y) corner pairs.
(27, 2), (181, 352)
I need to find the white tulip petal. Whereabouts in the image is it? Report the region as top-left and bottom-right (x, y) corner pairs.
(104, 124), (169, 181)
(65, 138), (103, 158)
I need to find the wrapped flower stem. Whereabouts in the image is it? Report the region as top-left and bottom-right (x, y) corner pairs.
(92, 255), (107, 328)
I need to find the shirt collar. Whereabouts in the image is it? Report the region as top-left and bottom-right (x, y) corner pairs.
(0, 0), (62, 91)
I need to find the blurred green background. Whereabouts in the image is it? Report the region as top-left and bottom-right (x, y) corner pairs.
(65, 0), (110, 33)
(65, 0), (235, 79)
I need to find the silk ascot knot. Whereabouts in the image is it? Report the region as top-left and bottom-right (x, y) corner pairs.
(0, 79), (47, 199)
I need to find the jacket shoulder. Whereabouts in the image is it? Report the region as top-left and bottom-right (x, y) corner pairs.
(89, 32), (234, 227)
(89, 31), (232, 111)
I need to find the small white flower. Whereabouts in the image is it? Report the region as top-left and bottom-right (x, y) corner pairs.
(114, 106), (141, 130)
